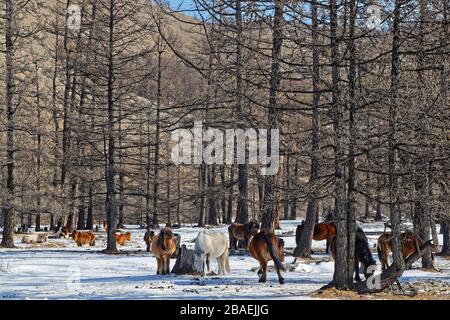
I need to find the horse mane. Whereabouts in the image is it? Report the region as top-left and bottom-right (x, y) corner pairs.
(157, 228), (167, 250)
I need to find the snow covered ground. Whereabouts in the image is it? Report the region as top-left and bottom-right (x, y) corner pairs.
(0, 221), (449, 300)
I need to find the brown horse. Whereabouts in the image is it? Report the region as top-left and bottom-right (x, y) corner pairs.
(249, 230), (286, 284)
(377, 231), (423, 270)
(115, 232), (131, 246)
(71, 230), (96, 247)
(329, 227), (376, 281)
(295, 221), (336, 254)
(228, 220), (260, 250)
(151, 227), (177, 275)
(144, 230), (155, 252)
(57, 226), (70, 239)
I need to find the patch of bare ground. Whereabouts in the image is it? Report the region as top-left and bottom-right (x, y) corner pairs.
(313, 280), (450, 300)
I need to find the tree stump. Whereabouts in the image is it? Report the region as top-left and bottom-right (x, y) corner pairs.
(171, 244), (198, 275)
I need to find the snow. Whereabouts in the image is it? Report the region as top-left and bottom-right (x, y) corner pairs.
(0, 221), (449, 300)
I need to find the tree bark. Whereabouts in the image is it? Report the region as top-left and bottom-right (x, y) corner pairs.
(1, 0), (16, 248)
(388, 0), (404, 270)
(330, 0), (347, 288)
(261, 0), (283, 231)
(105, 0), (118, 253)
(294, 0), (320, 258)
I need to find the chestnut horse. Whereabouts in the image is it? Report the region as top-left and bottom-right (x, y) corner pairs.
(248, 230), (286, 284)
(144, 230), (155, 252)
(295, 221), (336, 254)
(151, 227), (177, 275)
(115, 232), (131, 246)
(71, 230), (96, 247)
(228, 220), (260, 250)
(330, 227), (376, 281)
(377, 231), (424, 270)
(56, 226), (70, 239)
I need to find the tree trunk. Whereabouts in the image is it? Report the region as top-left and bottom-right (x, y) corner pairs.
(220, 165), (227, 223)
(152, 37), (163, 228)
(261, 0), (283, 231)
(294, 0), (320, 258)
(289, 159), (298, 220)
(283, 155), (290, 220)
(105, 0), (118, 253)
(77, 180), (86, 230)
(207, 165), (218, 225)
(197, 164), (206, 227)
(35, 61), (42, 232)
(118, 102), (125, 226)
(345, 0), (358, 286)
(176, 166), (181, 226)
(329, 0), (347, 289)
(166, 165), (171, 226)
(86, 182), (94, 230)
(1, 0), (16, 248)
(441, 222), (450, 256)
(388, 0), (404, 270)
(226, 166), (234, 224)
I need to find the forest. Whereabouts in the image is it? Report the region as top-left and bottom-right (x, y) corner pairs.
(0, 0), (448, 298)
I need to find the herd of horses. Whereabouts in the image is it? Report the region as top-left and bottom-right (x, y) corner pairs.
(143, 220), (425, 284)
(21, 219), (426, 284)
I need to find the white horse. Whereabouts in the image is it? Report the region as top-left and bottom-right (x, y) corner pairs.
(194, 231), (230, 276)
(22, 233), (48, 244)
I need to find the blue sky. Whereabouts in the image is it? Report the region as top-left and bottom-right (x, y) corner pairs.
(166, 0), (195, 11)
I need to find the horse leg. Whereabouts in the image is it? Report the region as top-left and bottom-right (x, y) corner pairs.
(217, 256), (223, 275)
(259, 260), (267, 283)
(232, 237), (237, 250)
(381, 251), (388, 271)
(354, 259), (361, 282)
(156, 257), (161, 275)
(275, 265), (285, 285)
(165, 255), (171, 274)
(206, 254), (211, 273)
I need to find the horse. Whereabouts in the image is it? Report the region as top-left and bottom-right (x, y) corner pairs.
(377, 231), (424, 270)
(56, 226), (70, 239)
(329, 227), (376, 281)
(151, 227), (177, 275)
(144, 230), (155, 252)
(228, 220), (260, 250)
(21, 233), (48, 244)
(115, 232), (131, 246)
(248, 230), (286, 284)
(295, 221), (336, 254)
(103, 221), (124, 232)
(71, 230), (96, 247)
(194, 231), (230, 276)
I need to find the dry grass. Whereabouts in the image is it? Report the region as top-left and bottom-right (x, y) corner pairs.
(313, 280), (450, 300)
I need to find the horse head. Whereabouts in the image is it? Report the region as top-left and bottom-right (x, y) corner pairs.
(247, 220), (260, 235)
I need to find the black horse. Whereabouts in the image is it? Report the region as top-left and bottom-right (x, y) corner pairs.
(330, 227), (376, 281)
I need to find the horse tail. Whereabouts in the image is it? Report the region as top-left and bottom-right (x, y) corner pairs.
(263, 234), (286, 272)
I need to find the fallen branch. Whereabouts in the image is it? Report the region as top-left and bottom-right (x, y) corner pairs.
(354, 240), (433, 294)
